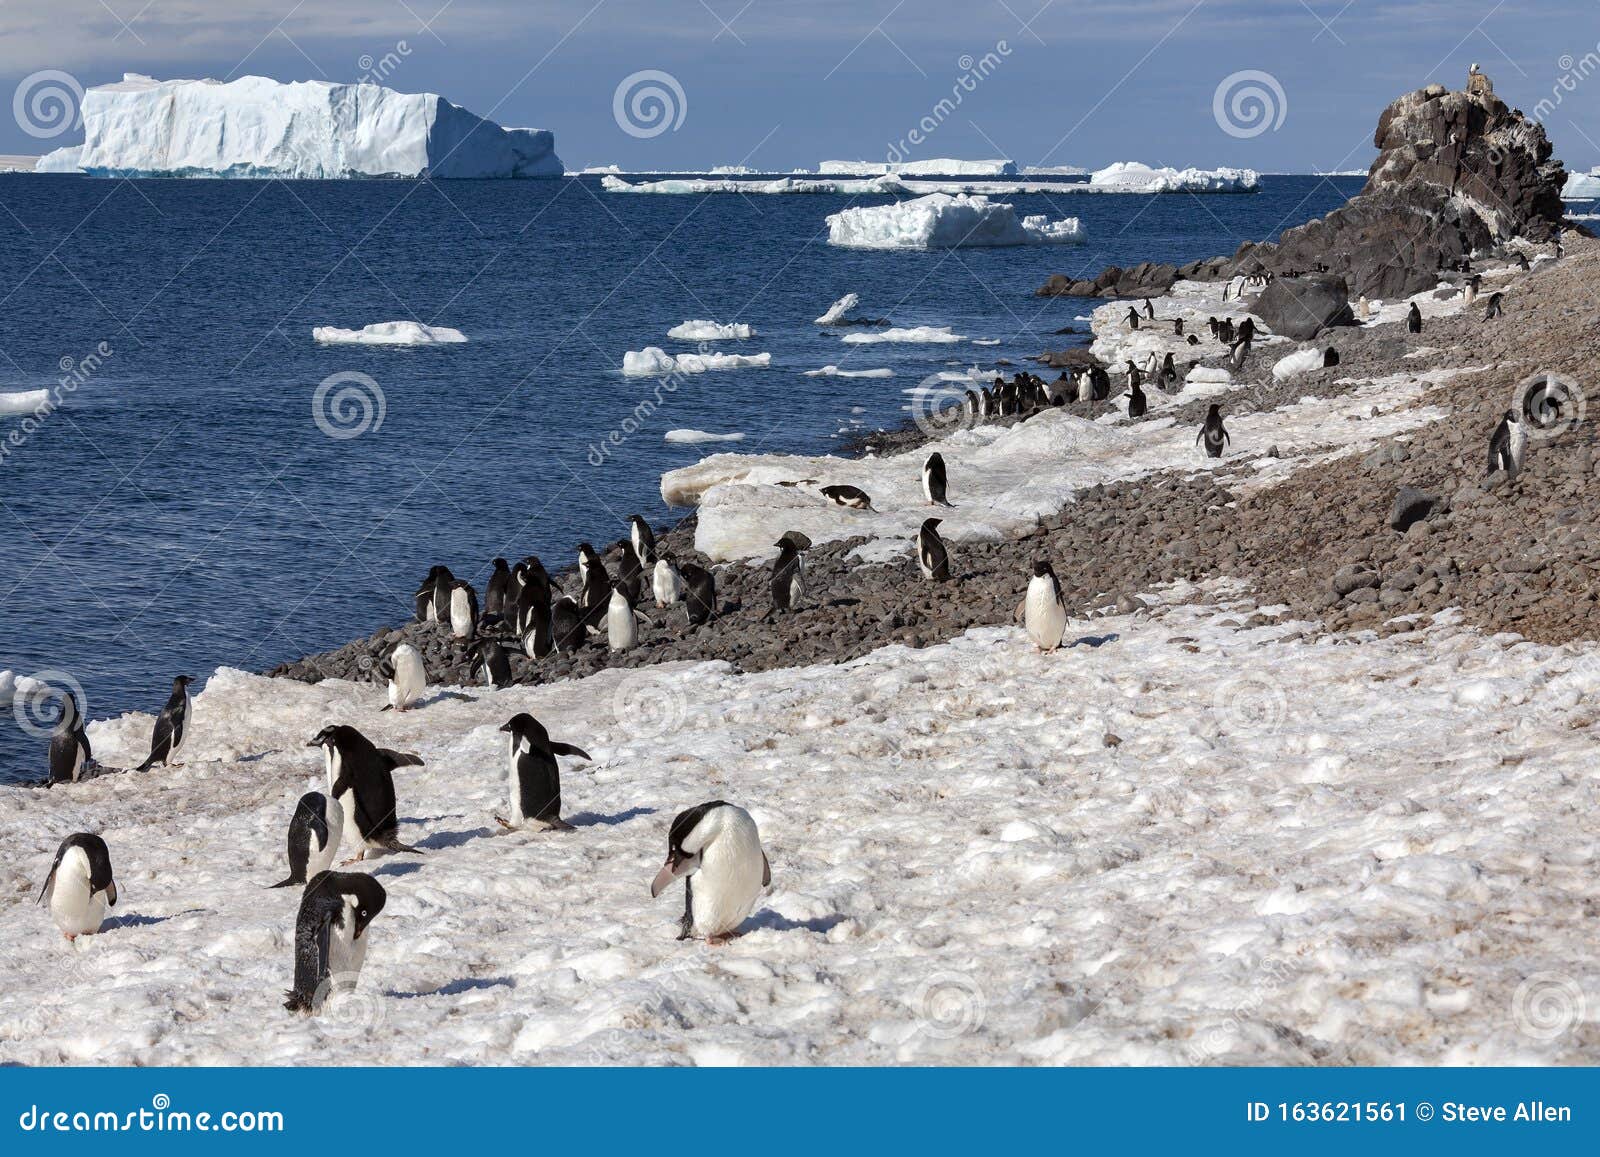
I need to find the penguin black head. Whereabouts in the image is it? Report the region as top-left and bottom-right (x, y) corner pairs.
(650, 800), (732, 897)
(922, 517), (943, 531)
(312, 872), (387, 940)
(498, 711), (550, 748)
(305, 724), (354, 750)
(491, 557), (509, 570)
(173, 675), (194, 690)
(1032, 559), (1055, 579)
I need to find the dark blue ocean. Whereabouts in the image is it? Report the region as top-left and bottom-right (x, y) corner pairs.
(0, 174), (1361, 782)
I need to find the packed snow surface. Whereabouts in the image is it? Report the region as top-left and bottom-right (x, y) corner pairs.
(38, 74), (562, 179)
(819, 158), (1018, 177)
(0, 389), (50, 415)
(312, 322), (467, 345)
(663, 429), (746, 444)
(826, 194), (1083, 249)
(666, 321), (756, 341)
(1088, 162), (1259, 193)
(840, 326), (965, 345)
(621, 348), (772, 376)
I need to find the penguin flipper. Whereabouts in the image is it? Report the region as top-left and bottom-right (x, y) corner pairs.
(379, 750), (425, 769)
(762, 853), (772, 888)
(548, 742), (592, 762)
(268, 875), (303, 890)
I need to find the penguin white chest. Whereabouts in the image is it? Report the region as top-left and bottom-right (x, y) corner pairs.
(789, 556), (806, 604)
(607, 591), (637, 651)
(327, 749), (363, 852)
(1508, 420), (1528, 470)
(1024, 576), (1067, 651)
(691, 820), (767, 939)
(328, 898), (367, 990)
(507, 735), (530, 824)
(48, 848), (108, 937)
(449, 590), (473, 638)
(653, 561), (682, 607)
(310, 797), (344, 875)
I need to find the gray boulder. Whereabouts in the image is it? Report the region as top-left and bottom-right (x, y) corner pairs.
(1250, 274), (1353, 340)
(1390, 486), (1438, 532)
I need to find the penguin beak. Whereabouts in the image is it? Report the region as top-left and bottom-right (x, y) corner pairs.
(649, 852), (700, 898)
(102, 881), (117, 907)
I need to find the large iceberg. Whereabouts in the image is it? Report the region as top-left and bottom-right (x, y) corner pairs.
(819, 158), (1018, 176)
(825, 193), (1083, 249)
(1561, 168), (1600, 200)
(1087, 161), (1258, 193)
(37, 74), (563, 179)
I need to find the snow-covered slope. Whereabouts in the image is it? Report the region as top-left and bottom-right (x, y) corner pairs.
(37, 74), (563, 179)
(826, 193), (1083, 249)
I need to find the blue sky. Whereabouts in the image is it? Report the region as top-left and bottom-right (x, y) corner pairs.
(5, 0), (1599, 172)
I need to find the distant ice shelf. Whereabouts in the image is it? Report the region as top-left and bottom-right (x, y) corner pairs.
(38, 74), (563, 179)
(818, 158), (1019, 177)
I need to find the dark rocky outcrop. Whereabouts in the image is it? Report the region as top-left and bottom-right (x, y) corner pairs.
(1250, 274), (1353, 339)
(1038, 71), (1568, 303)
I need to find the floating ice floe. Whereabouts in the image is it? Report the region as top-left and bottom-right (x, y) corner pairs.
(826, 193), (1084, 249)
(0, 389), (50, 415)
(622, 347), (772, 376)
(1087, 161), (1259, 193)
(38, 74), (562, 179)
(841, 326), (965, 345)
(1560, 169), (1600, 200)
(312, 322), (468, 345)
(666, 320), (756, 341)
(802, 366), (895, 378)
(664, 429), (746, 444)
(819, 158), (1019, 176)
(603, 173), (910, 196)
(815, 294), (861, 325)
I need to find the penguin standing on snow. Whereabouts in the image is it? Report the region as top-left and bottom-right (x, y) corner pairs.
(38, 832), (117, 940)
(496, 712), (591, 831)
(1022, 559), (1068, 652)
(136, 675), (193, 771)
(483, 558), (511, 619)
(1406, 302), (1423, 333)
(649, 801), (771, 943)
(680, 562), (717, 626)
(47, 688), (91, 785)
(770, 534), (808, 615)
(1124, 306), (1140, 330)
(284, 871), (387, 1014)
(468, 637), (513, 688)
(629, 515), (657, 568)
(1483, 291), (1504, 321)
(307, 725), (424, 861)
(270, 792), (344, 889)
(922, 452), (952, 507)
(380, 643), (426, 711)
(1197, 404), (1230, 458)
(1127, 376), (1147, 419)
(1463, 275), (1481, 306)
(607, 581), (643, 652)
(448, 580), (478, 641)
(1487, 408), (1526, 477)
(917, 518), (950, 582)
(820, 484), (874, 511)
(1143, 298), (1156, 320)
(652, 556), (685, 608)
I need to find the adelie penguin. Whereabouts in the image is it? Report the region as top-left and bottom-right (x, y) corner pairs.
(680, 562), (717, 627)
(380, 643), (426, 711)
(820, 484), (874, 511)
(649, 801), (771, 943)
(1487, 408), (1526, 477)
(652, 556), (684, 608)
(1022, 559), (1067, 652)
(616, 542), (645, 605)
(922, 451), (952, 507)
(522, 608), (554, 661)
(770, 533), (808, 615)
(607, 581), (645, 652)
(307, 724), (424, 862)
(1463, 274), (1481, 306)
(38, 832), (117, 941)
(1406, 302), (1423, 334)
(469, 637), (513, 688)
(1323, 348), (1340, 368)
(1126, 376), (1147, 419)
(628, 515), (657, 568)
(1483, 291), (1504, 321)
(496, 712), (591, 832)
(917, 518), (950, 582)
(270, 791), (344, 889)
(284, 870), (387, 1015)
(483, 558), (511, 619)
(448, 580), (478, 641)
(1197, 403), (1231, 459)
(577, 543), (611, 628)
(1143, 298), (1155, 321)
(1124, 306), (1140, 330)
(429, 565), (456, 625)
(137, 675), (194, 771)
(552, 596), (587, 653)
(47, 687), (92, 785)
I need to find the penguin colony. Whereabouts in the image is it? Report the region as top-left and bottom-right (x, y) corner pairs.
(30, 248), (1545, 1014)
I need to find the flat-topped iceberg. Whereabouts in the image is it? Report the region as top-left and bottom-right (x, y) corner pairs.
(819, 158), (1018, 176)
(602, 173), (909, 195)
(622, 347), (771, 376)
(313, 322), (467, 345)
(38, 74), (563, 179)
(825, 192), (1083, 250)
(666, 320), (756, 341)
(1088, 161), (1258, 193)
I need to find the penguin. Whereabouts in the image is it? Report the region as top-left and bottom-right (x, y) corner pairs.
(1124, 307), (1140, 330)
(1090, 365), (1111, 401)
(307, 724), (424, 861)
(468, 637), (513, 689)
(770, 535), (807, 614)
(552, 596), (587, 653)
(577, 544), (611, 628)
(1218, 317), (1235, 345)
(652, 556), (685, 608)
(136, 675), (194, 771)
(1483, 291), (1503, 321)
(37, 832), (116, 940)
(1143, 298), (1155, 320)
(576, 542), (606, 591)
(483, 558), (511, 619)
(496, 713), (591, 831)
(922, 451), (952, 507)
(1207, 316), (1220, 338)
(1160, 352), (1178, 388)
(448, 580), (478, 641)
(46, 688), (91, 786)
(1406, 302), (1422, 333)
(649, 801), (771, 943)
(1487, 408), (1526, 477)
(629, 515), (657, 568)
(512, 558), (552, 632)
(1236, 317), (1254, 344)
(1197, 403), (1230, 458)
(1075, 367), (1093, 403)
(607, 581), (642, 651)
(1227, 337), (1249, 371)
(1514, 250), (1531, 271)
(820, 484), (874, 511)
(1463, 275), (1480, 306)
(680, 562), (717, 627)
(283, 870), (387, 1014)
(616, 542), (645, 605)
(429, 565), (455, 624)
(381, 643), (426, 712)
(1021, 559), (1068, 652)
(1127, 377), (1147, 419)
(1323, 348), (1340, 368)
(917, 517), (950, 582)
(1172, 317), (1184, 336)
(270, 792), (344, 889)
(522, 607), (554, 660)
(412, 577), (433, 623)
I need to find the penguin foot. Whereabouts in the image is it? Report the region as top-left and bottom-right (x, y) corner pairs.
(63, 933), (76, 942)
(340, 852), (367, 865)
(494, 816), (515, 830)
